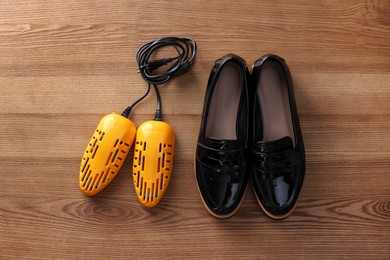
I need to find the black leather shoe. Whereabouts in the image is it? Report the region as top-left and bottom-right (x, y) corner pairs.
(196, 54), (250, 218)
(250, 54), (305, 219)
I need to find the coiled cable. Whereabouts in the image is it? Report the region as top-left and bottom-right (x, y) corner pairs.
(122, 37), (197, 120)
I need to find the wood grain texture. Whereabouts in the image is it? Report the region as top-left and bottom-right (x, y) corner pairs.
(0, 0), (389, 259)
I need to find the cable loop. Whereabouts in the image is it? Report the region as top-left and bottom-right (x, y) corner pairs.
(122, 37), (197, 119)
(136, 37), (196, 85)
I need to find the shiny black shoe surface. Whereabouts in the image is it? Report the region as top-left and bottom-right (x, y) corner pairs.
(251, 54), (305, 219)
(196, 54), (250, 218)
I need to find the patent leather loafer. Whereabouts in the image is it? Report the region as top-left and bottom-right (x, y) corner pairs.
(196, 54), (250, 218)
(251, 54), (305, 219)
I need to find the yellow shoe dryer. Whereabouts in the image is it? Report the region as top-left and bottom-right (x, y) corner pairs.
(80, 113), (136, 196)
(132, 120), (175, 207)
(78, 84), (149, 196)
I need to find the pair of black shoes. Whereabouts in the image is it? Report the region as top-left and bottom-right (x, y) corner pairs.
(196, 54), (305, 219)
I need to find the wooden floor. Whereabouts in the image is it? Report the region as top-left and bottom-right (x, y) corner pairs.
(0, 1), (389, 259)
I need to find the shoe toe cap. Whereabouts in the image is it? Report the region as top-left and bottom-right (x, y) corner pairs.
(252, 165), (304, 217)
(196, 162), (247, 216)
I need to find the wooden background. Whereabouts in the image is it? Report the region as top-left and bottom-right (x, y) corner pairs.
(0, 0), (389, 259)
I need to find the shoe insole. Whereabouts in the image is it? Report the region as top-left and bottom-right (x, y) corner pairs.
(206, 62), (243, 140)
(259, 61), (294, 144)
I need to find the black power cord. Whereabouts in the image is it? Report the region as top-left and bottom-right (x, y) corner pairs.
(121, 83), (151, 118)
(122, 37), (197, 120)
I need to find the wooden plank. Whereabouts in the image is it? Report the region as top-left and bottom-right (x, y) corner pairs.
(0, 0), (389, 259)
